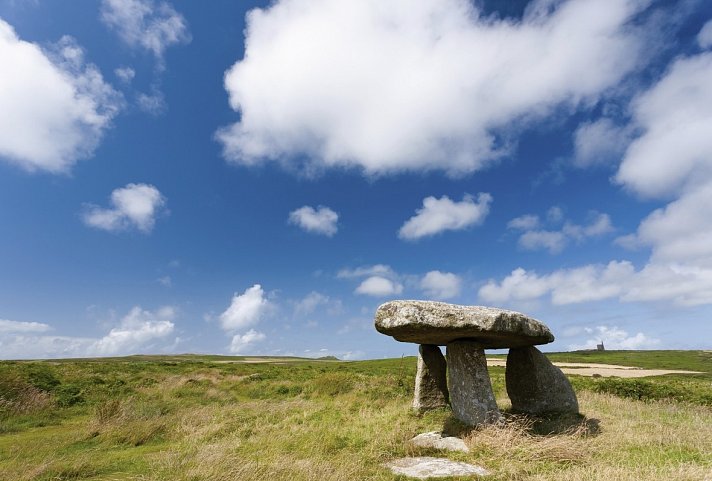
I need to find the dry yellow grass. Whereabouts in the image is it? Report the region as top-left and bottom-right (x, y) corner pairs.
(0, 379), (51, 415)
(113, 390), (712, 481)
(453, 390), (712, 480)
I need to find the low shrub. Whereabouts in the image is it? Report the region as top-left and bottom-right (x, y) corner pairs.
(56, 384), (85, 407)
(310, 372), (355, 397)
(570, 376), (712, 406)
(275, 384), (303, 397)
(25, 365), (61, 392)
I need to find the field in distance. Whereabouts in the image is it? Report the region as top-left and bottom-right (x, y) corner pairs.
(1, 350), (711, 480)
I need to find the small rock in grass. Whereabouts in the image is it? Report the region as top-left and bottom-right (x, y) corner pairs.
(385, 457), (489, 479)
(409, 432), (469, 453)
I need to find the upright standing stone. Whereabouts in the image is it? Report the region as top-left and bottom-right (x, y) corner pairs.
(506, 346), (579, 414)
(446, 340), (500, 426)
(413, 344), (449, 411)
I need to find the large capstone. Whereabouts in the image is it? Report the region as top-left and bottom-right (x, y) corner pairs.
(506, 346), (579, 414)
(375, 300), (554, 348)
(446, 340), (500, 426)
(413, 345), (449, 411)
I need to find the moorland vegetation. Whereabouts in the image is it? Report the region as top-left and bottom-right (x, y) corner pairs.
(1, 350), (711, 480)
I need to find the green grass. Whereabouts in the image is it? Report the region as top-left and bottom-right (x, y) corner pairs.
(1, 351), (711, 480)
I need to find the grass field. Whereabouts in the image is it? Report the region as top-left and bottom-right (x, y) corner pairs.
(1, 350), (711, 480)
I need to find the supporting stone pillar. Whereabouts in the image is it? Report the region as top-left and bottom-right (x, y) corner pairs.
(413, 344), (449, 411)
(446, 340), (500, 426)
(506, 346), (579, 414)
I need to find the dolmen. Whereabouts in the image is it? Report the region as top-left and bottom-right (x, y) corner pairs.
(374, 300), (578, 426)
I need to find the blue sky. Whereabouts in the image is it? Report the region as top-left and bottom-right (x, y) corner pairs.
(1, 0), (711, 360)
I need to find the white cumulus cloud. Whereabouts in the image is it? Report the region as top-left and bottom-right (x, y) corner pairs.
(0, 21), (122, 173)
(136, 90), (166, 115)
(479, 262), (636, 305)
(293, 291), (342, 317)
(399, 193), (492, 240)
(229, 329), (266, 354)
(611, 46), (712, 305)
(572, 118), (630, 168)
(629, 184), (712, 266)
(479, 259), (712, 307)
(496, 34), (712, 309)
(294, 291), (329, 316)
(114, 66), (135, 83)
(100, 0), (190, 62)
(337, 264), (395, 279)
(420, 271), (461, 300)
(508, 209), (613, 254)
(82, 183), (166, 233)
(288, 205), (339, 236)
(518, 230), (568, 254)
(355, 276), (403, 297)
(338, 264), (406, 296)
(216, 0), (648, 176)
(89, 306), (175, 356)
(563, 213), (614, 240)
(220, 284), (271, 331)
(547, 206), (564, 223)
(615, 52), (712, 199)
(507, 214), (540, 231)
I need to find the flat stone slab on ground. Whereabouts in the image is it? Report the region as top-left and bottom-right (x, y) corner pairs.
(385, 457), (489, 479)
(409, 432), (470, 452)
(375, 300), (553, 348)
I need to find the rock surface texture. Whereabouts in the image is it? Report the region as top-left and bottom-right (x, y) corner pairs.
(375, 300), (553, 347)
(413, 345), (449, 411)
(447, 340), (500, 426)
(506, 346), (579, 414)
(385, 457), (489, 479)
(409, 432), (470, 453)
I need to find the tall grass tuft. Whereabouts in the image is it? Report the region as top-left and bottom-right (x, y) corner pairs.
(0, 374), (52, 416)
(466, 414), (590, 467)
(89, 397), (171, 446)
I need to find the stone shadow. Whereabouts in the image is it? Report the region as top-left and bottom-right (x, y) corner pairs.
(441, 410), (602, 438)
